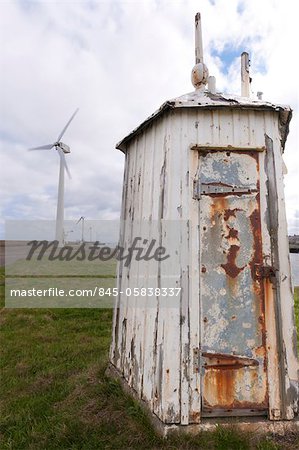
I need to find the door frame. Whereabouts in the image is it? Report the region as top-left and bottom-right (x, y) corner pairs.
(189, 143), (289, 421)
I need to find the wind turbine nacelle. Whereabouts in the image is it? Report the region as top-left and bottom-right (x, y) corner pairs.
(58, 142), (71, 154)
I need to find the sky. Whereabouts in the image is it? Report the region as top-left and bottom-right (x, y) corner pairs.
(0, 0), (298, 238)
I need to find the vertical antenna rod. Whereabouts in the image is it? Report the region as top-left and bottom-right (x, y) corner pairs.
(192, 12), (209, 90)
(241, 52), (251, 97)
(195, 12), (204, 64)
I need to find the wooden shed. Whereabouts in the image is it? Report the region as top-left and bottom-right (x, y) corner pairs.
(109, 13), (298, 432)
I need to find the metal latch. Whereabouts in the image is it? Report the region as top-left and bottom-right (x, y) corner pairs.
(254, 264), (276, 280)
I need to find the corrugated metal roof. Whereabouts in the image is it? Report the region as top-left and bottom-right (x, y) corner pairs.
(116, 90), (292, 152)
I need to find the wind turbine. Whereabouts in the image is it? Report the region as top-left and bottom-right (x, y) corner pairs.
(76, 216), (85, 243)
(29, 108), (79, 246)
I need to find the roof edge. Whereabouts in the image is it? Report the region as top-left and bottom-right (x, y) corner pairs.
(116, 92), (292, 152)
(116, 100), (175, 152)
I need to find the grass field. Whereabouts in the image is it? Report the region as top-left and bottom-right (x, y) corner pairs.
(0, 267), (298, 449)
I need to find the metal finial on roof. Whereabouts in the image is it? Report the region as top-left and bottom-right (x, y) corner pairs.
(191, 13), (209, 90)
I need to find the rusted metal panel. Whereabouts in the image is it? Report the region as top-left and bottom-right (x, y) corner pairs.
(198, 150), (268, 415)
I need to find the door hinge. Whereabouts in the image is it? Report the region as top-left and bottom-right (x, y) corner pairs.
(193, 180), (255, 199)
(193, 180), (200, 200)
(193, 347), (200, 373)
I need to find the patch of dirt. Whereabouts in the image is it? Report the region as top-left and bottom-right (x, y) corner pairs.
(37, 335), (59, 343)
(53, 364), (103, 413)
(79, 398), (125, 426)
(16, 313), (35, 324)
(78, 335), (94, 344)
(53, 383), (86, 411)
(27, 374), (54, 393)
(42, 313), (55, 321)
(15, 361), (30, 376)
(0, 315), (6, 325)
(272, 431), (299, 449)
(68, 363), (103, 386)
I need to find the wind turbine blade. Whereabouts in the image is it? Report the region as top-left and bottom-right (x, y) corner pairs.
(57, 147), (71, 179)
(28, 144), (54, 151)
(76, 217), (82, 224)
(56, 108), (79, 142)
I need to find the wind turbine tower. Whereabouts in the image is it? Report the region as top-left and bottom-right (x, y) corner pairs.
(29, 109), (79, 245)
(77, 216), (85, 243)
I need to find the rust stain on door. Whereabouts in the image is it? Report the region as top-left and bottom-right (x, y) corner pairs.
(199, 151), (268, 416)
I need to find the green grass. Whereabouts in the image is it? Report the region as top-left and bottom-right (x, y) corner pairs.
(0, 267), (298, 449)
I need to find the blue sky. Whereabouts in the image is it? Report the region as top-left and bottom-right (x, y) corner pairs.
(0, 0), (298, 237)
(212, 46), (244, 70)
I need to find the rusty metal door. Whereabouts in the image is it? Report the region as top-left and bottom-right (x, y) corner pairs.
(198, 150), (268, 417)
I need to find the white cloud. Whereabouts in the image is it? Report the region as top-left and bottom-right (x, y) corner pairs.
(0, 0), (298, 237)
